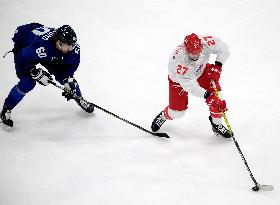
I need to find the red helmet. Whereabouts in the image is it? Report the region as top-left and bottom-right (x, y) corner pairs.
(184, 33), (203, 55)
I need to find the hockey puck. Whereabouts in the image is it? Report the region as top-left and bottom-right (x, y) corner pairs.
(252, 186), (260, 191)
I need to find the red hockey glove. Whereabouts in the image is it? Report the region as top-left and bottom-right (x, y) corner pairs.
(205, 92), (227, 118)
(205, 62), (222, 82)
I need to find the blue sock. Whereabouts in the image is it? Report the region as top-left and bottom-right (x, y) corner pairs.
(4, 86), (26, 110)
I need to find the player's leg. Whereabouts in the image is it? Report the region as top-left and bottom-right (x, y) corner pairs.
(151, 77), (188, 132)
(1, 76), (36, 130)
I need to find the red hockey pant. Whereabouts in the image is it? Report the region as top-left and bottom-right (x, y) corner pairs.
(168, 69), (221, 117)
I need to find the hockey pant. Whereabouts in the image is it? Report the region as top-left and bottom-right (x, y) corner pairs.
(163, 74), (223, 121)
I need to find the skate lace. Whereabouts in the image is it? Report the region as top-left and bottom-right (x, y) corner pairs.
(4, 110), (12, 121)
(79, 98), (88, 109)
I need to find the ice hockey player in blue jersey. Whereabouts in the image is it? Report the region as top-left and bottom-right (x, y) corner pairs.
(1, 23), (94, 131)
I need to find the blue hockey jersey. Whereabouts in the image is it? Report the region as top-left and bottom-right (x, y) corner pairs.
(12, 23), (80, 84)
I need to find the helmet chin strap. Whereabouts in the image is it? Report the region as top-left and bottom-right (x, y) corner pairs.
(188, 55), (199, 61)
(186, 50), (200, 61)
(189, 56), (198, 61)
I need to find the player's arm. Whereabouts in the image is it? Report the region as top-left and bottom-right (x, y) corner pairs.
(55, 46), (80, 84)
(56, 47), (81, 100)
(202, 35), (230, 64)
(16, 46), (40, 72)
(16, 40), (49, 71)
(201, 35), (230, 89)
(17, 43), (53, 86)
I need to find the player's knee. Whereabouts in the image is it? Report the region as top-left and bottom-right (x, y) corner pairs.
(164, 106), (186, 120)
(17, 77), (36, 93)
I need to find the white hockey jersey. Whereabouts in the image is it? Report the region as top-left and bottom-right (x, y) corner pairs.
(168, 35), (230, 98)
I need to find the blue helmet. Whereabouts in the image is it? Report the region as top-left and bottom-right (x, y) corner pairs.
(55, 25), (77, 45)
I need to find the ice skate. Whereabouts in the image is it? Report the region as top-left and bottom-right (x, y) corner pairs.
(75, 97), (94, 113)
(0, 106), (13, 131)
(151, 111), (166, 132)
(209, 116), (232, 138)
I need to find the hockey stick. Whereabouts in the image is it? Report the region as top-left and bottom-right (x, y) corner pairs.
(212, 81), (273, 191)
(49, 80), (170, 138)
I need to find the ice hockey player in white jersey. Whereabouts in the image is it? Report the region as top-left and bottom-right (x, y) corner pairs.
(151, 33), (232, 138)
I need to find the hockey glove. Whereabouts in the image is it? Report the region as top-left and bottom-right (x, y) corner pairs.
(205, 62), (222, 82)
(30, 67), (53, 86)
(62, 77), (78, 101)
(205, 91), (227, 118)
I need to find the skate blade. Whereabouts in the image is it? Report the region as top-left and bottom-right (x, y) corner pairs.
(1, 122), (12, 132)
(213, 132), (232, 141)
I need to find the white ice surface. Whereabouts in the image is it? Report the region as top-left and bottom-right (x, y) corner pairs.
(0, 0), (279, 204)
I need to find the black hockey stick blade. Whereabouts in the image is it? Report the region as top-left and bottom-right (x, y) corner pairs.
(152, 132), (170, 138)
(252, 184), (274, 192)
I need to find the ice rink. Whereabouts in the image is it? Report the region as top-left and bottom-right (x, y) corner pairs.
(0, 0), (279, 204)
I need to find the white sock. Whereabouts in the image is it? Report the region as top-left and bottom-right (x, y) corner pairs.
(212, 117), (222, 125)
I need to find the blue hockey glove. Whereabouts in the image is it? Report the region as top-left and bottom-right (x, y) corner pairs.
(62, 77), (78, 101)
